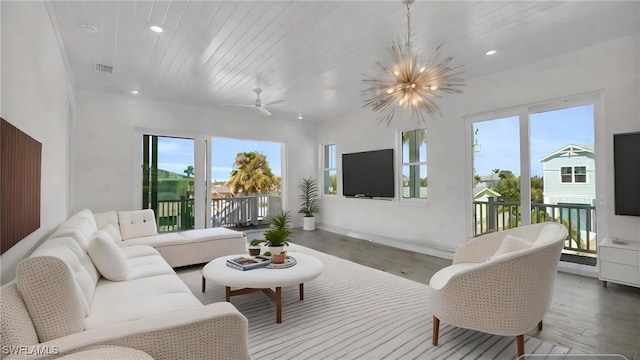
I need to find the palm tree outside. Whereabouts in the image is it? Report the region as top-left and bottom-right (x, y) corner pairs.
(227, 151), (280, 195)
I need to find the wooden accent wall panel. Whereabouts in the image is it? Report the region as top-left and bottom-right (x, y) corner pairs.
(1, 118), (42, 254)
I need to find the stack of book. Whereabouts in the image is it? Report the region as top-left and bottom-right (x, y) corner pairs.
(226, 256), (271, 271)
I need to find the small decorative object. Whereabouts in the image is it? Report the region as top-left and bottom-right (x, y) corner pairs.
(248, 239), (262, 256)
(362, 0), (464, 125)
(298, 177), (320, 231)
(256, 211), (292, 264)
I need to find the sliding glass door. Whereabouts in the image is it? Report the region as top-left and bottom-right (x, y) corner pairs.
(469, 97), (597, 261)
(142, 135), (195, 231)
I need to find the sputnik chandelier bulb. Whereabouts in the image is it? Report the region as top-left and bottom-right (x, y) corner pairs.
(362, 0), (464, 125)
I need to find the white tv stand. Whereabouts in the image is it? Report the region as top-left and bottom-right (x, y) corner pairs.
(598, 237), (640, 288)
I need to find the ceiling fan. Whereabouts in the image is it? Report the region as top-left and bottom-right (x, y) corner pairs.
(221, 88), (284, 116)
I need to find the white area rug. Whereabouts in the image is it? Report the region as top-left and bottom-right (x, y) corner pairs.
(178, 244), (573, 360)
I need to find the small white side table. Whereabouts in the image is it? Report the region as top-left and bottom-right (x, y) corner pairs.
(598, 237), (640, 288)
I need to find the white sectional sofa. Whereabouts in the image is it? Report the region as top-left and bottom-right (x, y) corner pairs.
(0, 209), (250, 359)
(92, 209), (247, 268)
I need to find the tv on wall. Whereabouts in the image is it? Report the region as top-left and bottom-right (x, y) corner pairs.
(342, 149), (394, 198)
(613, 131), (640, 216)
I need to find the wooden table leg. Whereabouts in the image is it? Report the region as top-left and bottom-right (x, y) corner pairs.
(299, 283), (304, 300)
(225, 286), (231, 302)
(201, 277), (206, 293)
(602, 280), (607, 288)
(276, 287), (282, 323)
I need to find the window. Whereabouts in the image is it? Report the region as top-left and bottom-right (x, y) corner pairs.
(401, 129), (427, 199)
(574, 166), (587, 183)
(322, 144), (337, 195)
(561, 166), (586, 183)
(561, 167), (573, 183)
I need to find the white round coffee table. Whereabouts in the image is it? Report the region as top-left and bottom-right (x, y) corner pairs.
(201, 252), (323, 323)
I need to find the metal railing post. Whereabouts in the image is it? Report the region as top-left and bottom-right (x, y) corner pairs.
(488, 197), (497, 232)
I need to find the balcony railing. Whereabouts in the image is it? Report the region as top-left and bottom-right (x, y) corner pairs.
(212, 194), (282, 227)
(155, 198), (195, 232)
(153, 195), (282, 232)
(473, 197), (597, 254)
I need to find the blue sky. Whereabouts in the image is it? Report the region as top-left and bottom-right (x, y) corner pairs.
(156, 137), (282, 181)
(211, 138), (282, 181)
(473, 104), (594, 177)
(156, 104), (592, 181)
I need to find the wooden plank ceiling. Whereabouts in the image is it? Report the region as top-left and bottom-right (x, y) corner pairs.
(49, 1), (640, 122)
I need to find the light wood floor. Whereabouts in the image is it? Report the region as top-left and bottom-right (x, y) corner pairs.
(286, 228), (640, 359)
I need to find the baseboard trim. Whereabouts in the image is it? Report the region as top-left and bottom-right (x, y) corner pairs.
(316, 223), (456, 260)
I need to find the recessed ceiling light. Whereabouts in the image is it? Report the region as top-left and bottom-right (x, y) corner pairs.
(149, 25), (163, 33)
(297, 113), (304, 120)
(131, 90), (140, 95)
(486, 50), (497, 56)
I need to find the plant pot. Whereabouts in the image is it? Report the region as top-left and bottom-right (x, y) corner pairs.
(303, 216), (316, 231)
(248, 247), (261, 256)
(269, 245), (286, 264)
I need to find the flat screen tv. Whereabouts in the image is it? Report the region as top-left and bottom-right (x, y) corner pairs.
(342, 149), (394, 198)
(613, 131), (640, 216)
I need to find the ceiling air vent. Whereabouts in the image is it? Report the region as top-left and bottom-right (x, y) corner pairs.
(95, 63), (113, 74)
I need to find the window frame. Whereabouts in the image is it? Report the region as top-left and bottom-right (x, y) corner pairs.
(321, 143), (337, 196)
(560, 166), (573, 183)
(399, 128), (428, 201)
(561, 165), (588, 184)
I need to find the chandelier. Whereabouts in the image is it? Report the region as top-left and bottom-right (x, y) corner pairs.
(362, 0), (464, 125)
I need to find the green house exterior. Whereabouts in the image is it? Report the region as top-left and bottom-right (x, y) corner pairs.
(539, 144), (595, 205)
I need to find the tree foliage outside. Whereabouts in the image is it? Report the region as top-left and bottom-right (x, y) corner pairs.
(227, 151), (280, 195)
(485, 170), (545, 204)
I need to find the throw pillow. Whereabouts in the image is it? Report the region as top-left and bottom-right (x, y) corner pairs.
(87, 230), (131, 281)
(117, 209), (158, 240)
(488, 234), (532, 261)
(104, 223), (123, 243)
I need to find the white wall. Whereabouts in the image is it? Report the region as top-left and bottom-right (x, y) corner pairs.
(316, 34), (640, 256)
(72, 92), (317, 226)
(0, 1), (75, 284)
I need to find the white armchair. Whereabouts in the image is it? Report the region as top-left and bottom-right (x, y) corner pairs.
(429, 222), (568, 358)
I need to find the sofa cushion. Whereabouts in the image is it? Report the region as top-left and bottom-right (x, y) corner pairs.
(179, 227), (245, 243)
(94, 210), (121, 234)
(88, 230), (131, 281)
(127, 254), (176, 280)
(30, 237), (98, 314)
(68, 209), (98, 233)
(122, 232), (192, 247)
(17, 256), (86, 342)
(118, 210), (158, 240)
(85, 274), (202, 329)
(489, 234), (532, 260)
(119, 245), (162, 259)
(49, 218), (95, 250)
(104, 223), (123, 243)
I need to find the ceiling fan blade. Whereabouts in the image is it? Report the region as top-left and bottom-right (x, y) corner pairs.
(264, 99), (285, 106)
(257, 106), (272, 116)
(221, 104), (255, 108)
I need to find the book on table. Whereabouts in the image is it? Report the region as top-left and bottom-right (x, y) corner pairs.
(226, 256), (271, 271)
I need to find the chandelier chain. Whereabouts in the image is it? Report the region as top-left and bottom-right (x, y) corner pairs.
(406, 2), (411, 49)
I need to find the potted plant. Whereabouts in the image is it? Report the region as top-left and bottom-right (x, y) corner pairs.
(248, 239), (263, 256)
(298, 177), (320, 231)
(259, 211), (292, 263)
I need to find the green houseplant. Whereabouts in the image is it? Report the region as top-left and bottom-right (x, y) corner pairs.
(260, 211), (292, 263)
(248, 239), (263, 256)
(298, 177), (320, 231)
